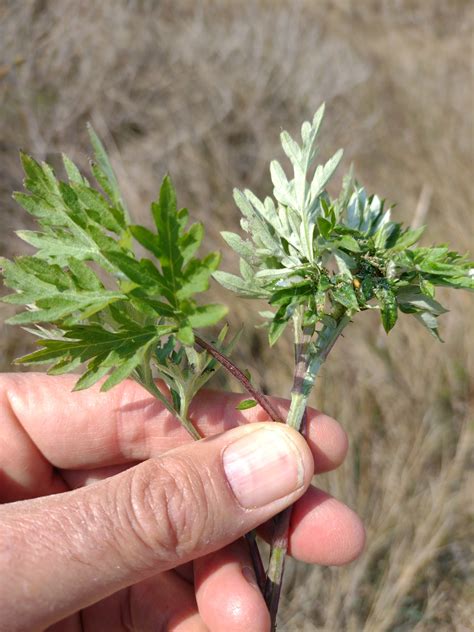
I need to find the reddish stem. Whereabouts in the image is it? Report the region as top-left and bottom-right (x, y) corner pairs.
(195, 335), (282, 423)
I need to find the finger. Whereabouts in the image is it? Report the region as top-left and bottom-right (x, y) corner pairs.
(259, 485), (366, 566)
(64, 469), (365, 567)
(0, 422), (313, 631)
(194, 540), (270, 632)
(61, 463), (138, 489)
(81, 572), (206, 632)
(1, 372), (346, 471)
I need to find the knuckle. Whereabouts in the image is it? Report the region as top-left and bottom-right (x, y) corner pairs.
(122, 456), (215, 567)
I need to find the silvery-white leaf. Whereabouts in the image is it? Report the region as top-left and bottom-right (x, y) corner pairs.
(333, 249), (356, 277)
(301, 120), (312, 146)
(275, 278), (293, 287)
(221, 231), (256, 263)
(213, 271), (268, 298)
(413, 311), (442, 340)
(294, 167), (307, 213)
(255, 268), (296, 279)
(234, 188), (256, 220)
(264, 196), (278, 220)
(373, 220), (396, 249)
(280, 131), (302, 168)
(346, 190), (361, 229)
(239, 258), (254, 281)
(244, 189), (265, 216)
(301, 104), (325, 148)
(299, 220), (315, 263)
(250, 220), (283, 255)
(240, 218), (250, 232)
(287, 243), (301, 259)
(335, 164), (355, 216)
(278, 206), (294, 243)
(280, 255), (301, 267)
(397, 290), (448, 315)
(255, 194), (285, 235)
(346, 187), (367, 230)
(310, 148), (343, 200)
(372, 207), (391, 232)
(369, 194), (382, 216)
(270, 160), (289, 194)
(287, 207), (302, 249)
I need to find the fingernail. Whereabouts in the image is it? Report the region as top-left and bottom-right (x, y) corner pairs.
(223, 428), (305, 508)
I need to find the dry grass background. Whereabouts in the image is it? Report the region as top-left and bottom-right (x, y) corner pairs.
(0, 1), (473, 630)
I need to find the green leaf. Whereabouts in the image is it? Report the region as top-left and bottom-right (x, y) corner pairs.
(236, 399), (258, 411)
(151, 176), (183, 294)
(73, 362), (110, 391)
(187, 304), (228, 328)
(178, 252), (221, 299)
(330, 283), (359, 312)
(177, 325), (194, 345)
(180, 223), (204, 265)
(317, 217), (332, 239)
(101, 345), (152, 391)
(419, 279), (435, 297)
(389, 226), (425, 252)
(269, 281), (313, 307)
(67, 259), (103, 291)
(19, 323), (173, 390)
(13, 192), (62, 222)
(87, 124), (128, 221)
(375, 286), (398, 332)
(268, 318), (289, 346)
(130, 224), (162, 258)
(336, 235), (361, 253)
(62, 154), (88, 185)
(73, 182), (125, 233)
(268, 303), (294, 346)
(105, 251), (168, 293)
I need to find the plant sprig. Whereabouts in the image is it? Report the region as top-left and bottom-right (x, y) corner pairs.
(215, 104), (472, 349)
(213, 103), (473, 628)
(0, 127), (230, 439)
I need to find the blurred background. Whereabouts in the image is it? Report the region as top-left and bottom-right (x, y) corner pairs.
(0, 1), (473, 629)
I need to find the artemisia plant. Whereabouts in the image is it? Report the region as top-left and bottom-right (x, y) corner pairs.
(2, 107), (472, 630)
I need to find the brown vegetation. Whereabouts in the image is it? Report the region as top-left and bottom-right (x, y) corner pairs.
(0, 1), (472, 629)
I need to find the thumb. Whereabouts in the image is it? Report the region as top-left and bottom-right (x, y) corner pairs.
(0, 422), (313, 630)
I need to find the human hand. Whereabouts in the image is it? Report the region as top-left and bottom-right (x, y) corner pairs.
(0, 374), (364, 631)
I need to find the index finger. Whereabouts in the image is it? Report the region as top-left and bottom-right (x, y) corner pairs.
(1, 372), (347, 471)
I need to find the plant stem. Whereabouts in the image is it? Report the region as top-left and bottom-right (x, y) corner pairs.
(245, 530), (266, 591)
(195, 335), (282, 423)
(264, 312), (350, 630)
(135, 354), (266, 590)
(135, 361), (203, 440)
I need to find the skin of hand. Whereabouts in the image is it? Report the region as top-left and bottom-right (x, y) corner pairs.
(0, 373), (365, 632)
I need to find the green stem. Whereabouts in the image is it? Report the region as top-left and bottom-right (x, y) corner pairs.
(135, 360), (203, 441)
(264, 312), (350, 630)
(135, 355), (266, 588)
